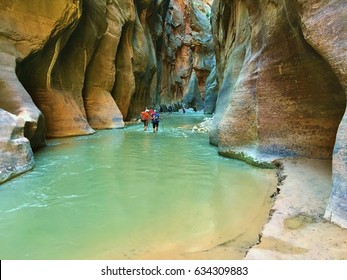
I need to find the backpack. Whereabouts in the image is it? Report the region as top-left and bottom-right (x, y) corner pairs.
(152, 113), (159, 122)
(140, 112), (146, 121)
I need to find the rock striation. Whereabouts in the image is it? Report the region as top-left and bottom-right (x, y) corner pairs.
(211, 0), (347, 227)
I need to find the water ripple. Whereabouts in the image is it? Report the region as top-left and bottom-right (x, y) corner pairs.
(4, 203), (48, 213)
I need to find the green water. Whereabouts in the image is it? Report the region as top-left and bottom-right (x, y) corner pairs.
(0, 113), (276, 259)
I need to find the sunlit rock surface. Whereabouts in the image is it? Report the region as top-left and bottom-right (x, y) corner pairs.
(10, 0), (178, 139)
(211, 0), (347, 227)
(0, 0), (81, 183)
(0, 0), (215, 140)
(17, 0), (120, 136)
(0, 0), (79, 147)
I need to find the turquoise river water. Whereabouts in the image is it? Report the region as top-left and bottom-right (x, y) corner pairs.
(0, 113), (276, 259)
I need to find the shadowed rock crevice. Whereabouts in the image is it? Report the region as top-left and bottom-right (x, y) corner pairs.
(16, 1), (93, 138)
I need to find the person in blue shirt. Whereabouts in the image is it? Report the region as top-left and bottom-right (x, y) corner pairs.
(151, 110), (161, 132)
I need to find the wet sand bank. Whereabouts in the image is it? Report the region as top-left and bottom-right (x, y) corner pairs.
(246, 158), (347, 260)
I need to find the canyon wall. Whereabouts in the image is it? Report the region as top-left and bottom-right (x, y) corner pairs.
(211, 0), (347, 227)
(0, 0), (216, 183)
(0, 0), (80, 182)
(0, 0), (165, 182)
(156, 0), (216, 112)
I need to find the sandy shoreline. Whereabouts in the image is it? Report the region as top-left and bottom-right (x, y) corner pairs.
(246, 158), (347, 260)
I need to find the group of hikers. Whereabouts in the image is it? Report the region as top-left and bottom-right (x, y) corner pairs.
(140, 108), (161, 132)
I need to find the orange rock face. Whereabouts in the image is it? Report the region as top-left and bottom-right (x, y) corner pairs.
(0, 0), (81, 147)
(0, 0), (82, 181)
(10, 0), (175, 139)
(211, 0), (347, 227)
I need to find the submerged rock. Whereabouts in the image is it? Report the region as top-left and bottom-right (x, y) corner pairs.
(192, 116), (213, 133)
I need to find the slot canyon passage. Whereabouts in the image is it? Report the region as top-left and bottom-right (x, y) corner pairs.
(0, 0), (347, 260)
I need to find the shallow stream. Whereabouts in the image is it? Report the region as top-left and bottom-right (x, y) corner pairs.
(0, 113), (276, 259)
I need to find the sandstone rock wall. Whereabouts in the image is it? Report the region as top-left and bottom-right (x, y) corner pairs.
(298, 0), (347, 229)
(157, 0), (216, 112)
(211, 0), (347, 227)
(0, 0), (170, 183)
(0, 0), (82, 182)
(0, 0), (217, 183)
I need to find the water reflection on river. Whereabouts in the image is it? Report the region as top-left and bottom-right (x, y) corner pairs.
(0, 113), (276, 259)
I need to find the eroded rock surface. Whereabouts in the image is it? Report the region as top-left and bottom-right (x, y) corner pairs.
(0, 0), (82, 182)
(1, 0), (216, 180)
(0, 109), (34, 183)
(298, 0), (347, 230)
(1, 0), (186, 183)
(211, 0), (347, 227)
(157, 0), (216, 111)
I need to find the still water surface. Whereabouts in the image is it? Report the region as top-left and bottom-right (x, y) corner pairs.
(0, 113), (276, 259)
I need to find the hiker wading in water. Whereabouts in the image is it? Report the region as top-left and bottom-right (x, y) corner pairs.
(140, 109), (150, 131)
(151, 110), (161, 132)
